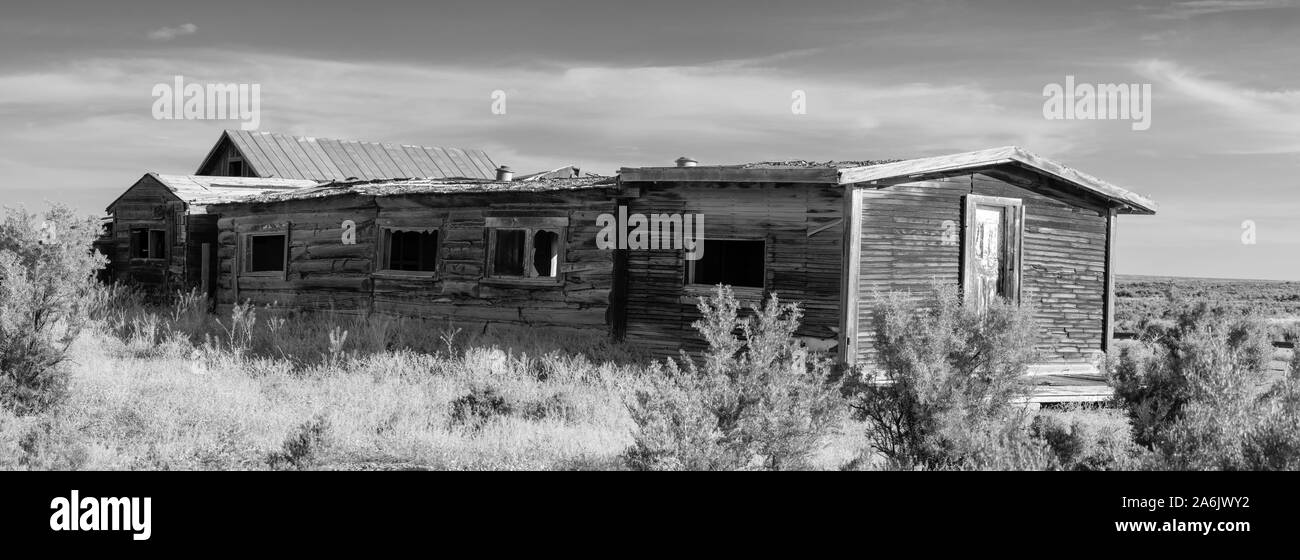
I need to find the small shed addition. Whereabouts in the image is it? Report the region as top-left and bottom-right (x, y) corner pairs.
(104, 173), (320, 295)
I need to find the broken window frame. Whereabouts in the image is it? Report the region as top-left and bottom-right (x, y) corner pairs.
(484, 216), (567, 286)
(684, 237), (768, 300)
(376, 225), (442, 278)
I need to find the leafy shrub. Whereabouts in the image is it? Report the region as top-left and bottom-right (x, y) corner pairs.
(1109, 297), (1297, 470)
(1030, 405), (1148, 470)
(1111, 299), (1274, 449)
(0, 204), (105, 415)
(1240, 376), (1300, 470)
(843, 284), (1044, 470)
(449, 385), (514, 430)
(267, 415), (330, 470)
(520, 393), (575, 422)
(623, 285), (844, 471)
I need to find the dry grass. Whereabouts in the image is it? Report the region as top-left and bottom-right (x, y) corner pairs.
(0, 295), (863, 471)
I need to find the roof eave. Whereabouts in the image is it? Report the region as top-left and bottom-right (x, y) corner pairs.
(835, 146), (1158, 215)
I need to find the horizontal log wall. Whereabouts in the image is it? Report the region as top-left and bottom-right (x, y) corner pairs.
(622, 182), (845, 356)
(854, 173), (1110, 366)
(214, 191), (617, 334)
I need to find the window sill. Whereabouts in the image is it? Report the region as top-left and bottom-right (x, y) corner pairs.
(681, 285), (765, 304)
(240, 271), (285, 278)
(373, 270), (439, 280)
(128, 258), (168, 263)
(480, 276), (564, 288)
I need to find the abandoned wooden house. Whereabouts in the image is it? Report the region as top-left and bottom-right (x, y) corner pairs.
(104, 130), (502, 294)
(202, 145), (1157, 386)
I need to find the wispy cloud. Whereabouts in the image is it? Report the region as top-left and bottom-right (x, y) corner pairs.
(1150, 0), (1297, 19)
(0, 48), (1073, 214)
(1133, 58), (1300, 153)
(147, 23), (197, 41)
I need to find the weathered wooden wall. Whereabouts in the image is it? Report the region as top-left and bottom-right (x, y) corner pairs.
(620, 182), (845, 356)
(214, 190), (617, 334)
(216, 195), (377, 313)
(108, 176), (189, 292)
(853, 173), (1110, 366)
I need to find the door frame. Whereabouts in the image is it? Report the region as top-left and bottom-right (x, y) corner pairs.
(962, 194), (1025, 307)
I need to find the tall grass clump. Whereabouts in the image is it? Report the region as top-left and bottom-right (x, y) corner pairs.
(842, 284), (1049, 470)
(1110, 298), (1298, 469)
(0, 204), (105, 415)
(623, 285), (844, 471)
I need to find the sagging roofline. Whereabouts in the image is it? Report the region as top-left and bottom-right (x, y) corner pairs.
(618, 146), (1157, 215)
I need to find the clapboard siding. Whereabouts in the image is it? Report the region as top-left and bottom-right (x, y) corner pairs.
(214, 191), (616, 334)
(853, 177), (967, 364)
(622, 181), (845, 356)
(854, 173), (1109, 366)
(973, 174), (1107, 363)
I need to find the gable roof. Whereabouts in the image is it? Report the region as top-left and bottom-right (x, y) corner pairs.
(835, 146), (1157, 214)
(198, 130), (499, 181)
(107, 173), (321, 214)
(620, 146), (1157, 215)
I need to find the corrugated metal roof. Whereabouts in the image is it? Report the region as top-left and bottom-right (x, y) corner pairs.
(107, 173), (322, 214)
(216, 175), (616, 206)
(203, 130), (499, 181)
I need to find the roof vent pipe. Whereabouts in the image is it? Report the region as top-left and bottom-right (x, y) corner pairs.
(495, 165), (513, 182)
(675, 157), (698, 168)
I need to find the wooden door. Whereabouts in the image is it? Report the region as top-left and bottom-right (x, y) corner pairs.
(963, 195), (1024, 311)
(972, 205), (1005, 311)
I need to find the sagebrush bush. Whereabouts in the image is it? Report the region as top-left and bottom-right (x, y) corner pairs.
(623, 285), (844, 471)
(843, 284), (1045, 470)
(1240, 376), (1300, 470)
(449, 385), (514, 431)
(267, 415), (331, 470)
(1031, 405), (1148, 470)
(1110, 296), (1298, 470)
(1112, 299), (1274, 447)
(0, 204), (105, 415)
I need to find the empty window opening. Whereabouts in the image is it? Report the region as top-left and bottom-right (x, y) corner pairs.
(688, 239), (765, 288)
(130, 228), (167, 259)
(488, 226), (565, 280)
(533, 230), (560, 278)
(249, 234), (286, 273)
(492, 229), (527, 276)
(386, 230), (439, 272)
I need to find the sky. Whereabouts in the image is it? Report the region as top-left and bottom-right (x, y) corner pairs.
(1, 0), (1298, 280)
